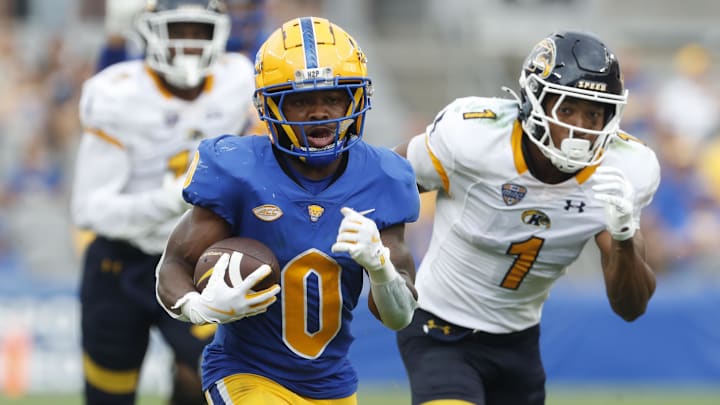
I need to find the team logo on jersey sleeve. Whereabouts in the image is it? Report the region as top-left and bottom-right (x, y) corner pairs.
(308, 204), (325, 222)
(501, 183), (527, 206)
(253, 204), (283, 221)
(462, 109), (497, 120)
(521, 209), (551, 229)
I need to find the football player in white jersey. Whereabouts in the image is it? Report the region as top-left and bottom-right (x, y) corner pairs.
(394, 31), (661, 405)
(70, 1), (257, 404)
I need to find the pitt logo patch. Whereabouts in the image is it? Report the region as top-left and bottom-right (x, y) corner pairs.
(463, 110), (497, 120)
(252, 204), (283, 222)
(308, 204), (325, 222)
(501, 183), (527, 206)
(525, 38), (556, 79)
(521, 209), (551, 229)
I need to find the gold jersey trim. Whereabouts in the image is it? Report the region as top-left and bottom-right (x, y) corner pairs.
(425, 133), (451, 195)
(86, 127), (124, 149)
(511, 120), (528, 175)
(144, 65), (215, 99)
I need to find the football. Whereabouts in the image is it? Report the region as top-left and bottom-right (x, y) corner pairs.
(193, 237), (281, 292)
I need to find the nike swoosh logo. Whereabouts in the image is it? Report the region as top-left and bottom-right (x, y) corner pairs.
(204, 304), (236, 316)
(358, 208), (376, 216)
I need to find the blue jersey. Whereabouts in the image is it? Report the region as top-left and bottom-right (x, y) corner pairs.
(183, 135), (420, 399)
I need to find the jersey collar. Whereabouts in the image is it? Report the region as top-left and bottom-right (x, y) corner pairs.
(511, 119), (598, 184)
(144, 65), (215, 99)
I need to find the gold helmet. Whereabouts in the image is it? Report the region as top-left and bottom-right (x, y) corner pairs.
(254, 16), (372, 166)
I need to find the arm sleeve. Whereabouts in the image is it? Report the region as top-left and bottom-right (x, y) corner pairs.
(70, 133), (186, 239)
(369, 270), (416, 330)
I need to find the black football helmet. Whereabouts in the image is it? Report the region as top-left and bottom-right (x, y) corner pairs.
(136, 0), (230, 88)
(517, 31), (628, 172)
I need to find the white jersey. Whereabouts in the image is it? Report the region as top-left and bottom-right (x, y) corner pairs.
(71, 53), (256, 254)
(406, 97), (660, 333)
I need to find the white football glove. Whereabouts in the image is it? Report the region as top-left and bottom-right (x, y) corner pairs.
(592, 166), (637, 241)
(332, 207), (417, 330)
(332, 207), (395, 283)
(172, 252), (280, 325)
(156, 172), (192, 215)
(105, 0), (146, 37)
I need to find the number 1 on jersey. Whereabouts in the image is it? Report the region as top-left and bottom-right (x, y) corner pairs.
(500, 236), (545, 289)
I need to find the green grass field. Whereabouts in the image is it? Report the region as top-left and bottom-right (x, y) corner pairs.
(2, 387), (719, 405)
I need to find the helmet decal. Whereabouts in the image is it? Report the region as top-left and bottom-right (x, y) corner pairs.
(300, 17), (319, 69)
(525, 38), (556, 79)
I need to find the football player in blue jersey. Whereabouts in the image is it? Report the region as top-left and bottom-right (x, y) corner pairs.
(155, 16), (421, 404)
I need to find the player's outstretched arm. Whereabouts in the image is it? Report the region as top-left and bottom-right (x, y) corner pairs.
(332, 207), (418, 330)
(593, 167), (656, 322)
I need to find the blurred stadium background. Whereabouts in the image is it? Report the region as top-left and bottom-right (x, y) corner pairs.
(1, 0), (720, 403)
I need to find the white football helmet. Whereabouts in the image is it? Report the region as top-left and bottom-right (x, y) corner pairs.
(136, 0), (230, 89)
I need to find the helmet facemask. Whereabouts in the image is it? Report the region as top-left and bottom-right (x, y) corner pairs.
(255, 72), (372, 167)
(520, 72), (627, 173)
(137, 6), (230, 89)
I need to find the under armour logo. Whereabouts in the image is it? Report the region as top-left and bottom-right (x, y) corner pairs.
(564, 200), (586, 213)
(422, 319), (452, 335)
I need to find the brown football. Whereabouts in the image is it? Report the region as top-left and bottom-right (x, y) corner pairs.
(193, 237), (280, 292)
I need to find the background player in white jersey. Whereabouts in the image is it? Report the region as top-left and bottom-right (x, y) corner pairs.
(70, 1), (257, 403)
(98, 0), (269, 72)
(394, 31), (661, 405)
(155, 16), (420, 404)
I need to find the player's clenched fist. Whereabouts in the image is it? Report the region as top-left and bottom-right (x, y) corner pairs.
(173, 252), (280, 325)
(332, 207), (389, 272)
(592, 166), (637, 241)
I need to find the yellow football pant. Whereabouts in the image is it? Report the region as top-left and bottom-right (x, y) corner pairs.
(205, 373), (358, 405)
